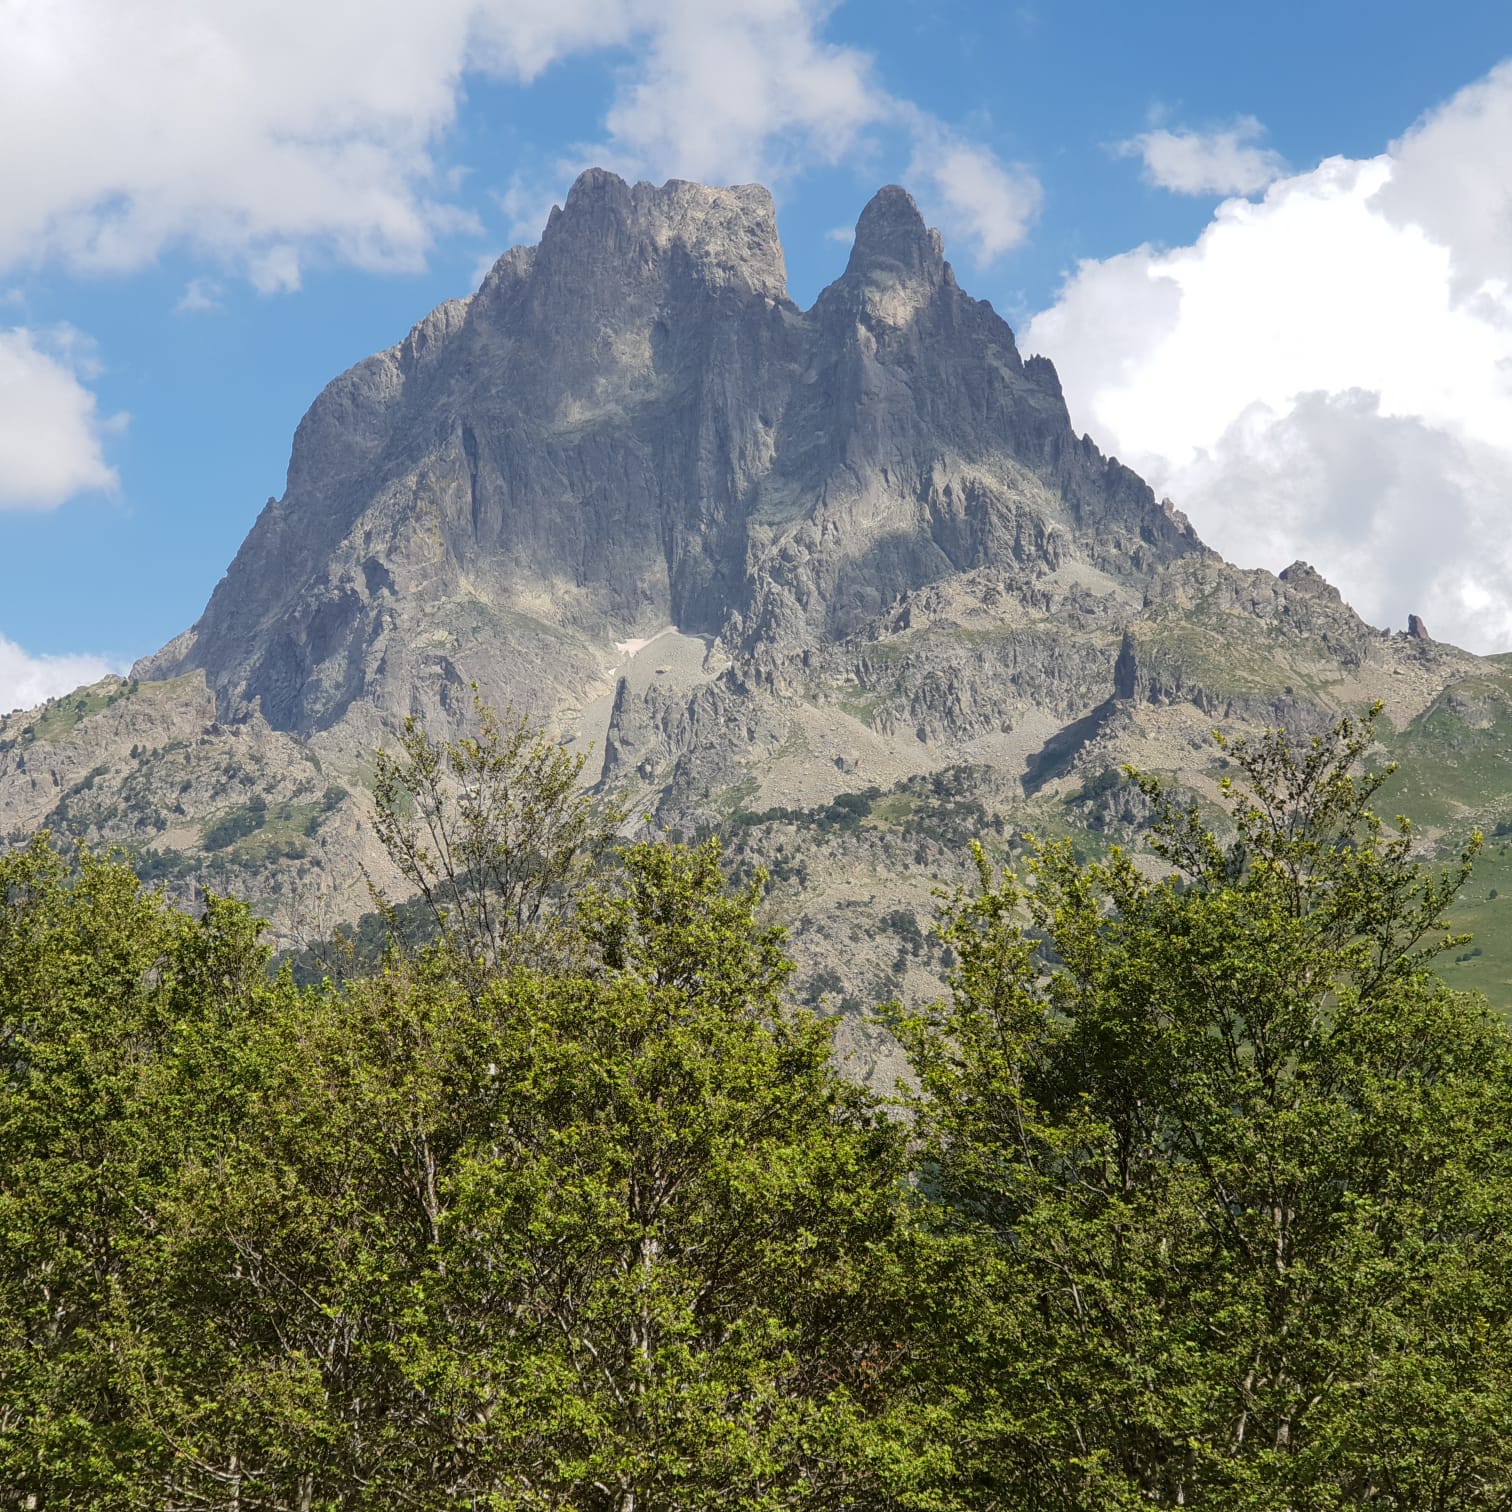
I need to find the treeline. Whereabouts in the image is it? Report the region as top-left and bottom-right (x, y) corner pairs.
(3, 709), (1512, 1508)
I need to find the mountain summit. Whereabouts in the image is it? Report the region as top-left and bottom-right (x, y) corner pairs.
(135, 171), (1207, 747)
(1, 172), (1485, 1058)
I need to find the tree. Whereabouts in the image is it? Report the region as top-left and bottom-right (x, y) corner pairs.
(369, 696), (621, 979)
(62, 839), (905, 1508)
(392, 840), (906, 1508)
(16, 705), (1512, 1509)
(886, 709), (1512, 1510)
(0, 834), (274, 1507)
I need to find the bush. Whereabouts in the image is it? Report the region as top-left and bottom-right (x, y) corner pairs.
(202, 804), (266, 851)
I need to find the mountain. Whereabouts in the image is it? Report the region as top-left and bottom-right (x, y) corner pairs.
(132, 171), (1200, 743)
(2, 170), (1504, 1075)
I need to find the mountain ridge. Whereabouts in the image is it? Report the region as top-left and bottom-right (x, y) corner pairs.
(4, 169), (1501, 1072)
(133, 172), (1209, 746)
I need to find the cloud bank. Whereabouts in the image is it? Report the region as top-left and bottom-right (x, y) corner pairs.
(1027, 63), (1512, 652)
(905, 119), (1043, 263)
(0, 635), (127, 718)
(2, 0), (1039, 290)
(0, 325), (121, 510)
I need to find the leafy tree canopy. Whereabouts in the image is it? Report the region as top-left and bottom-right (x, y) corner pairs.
(1, 835), (903, 1509)
(885, 709), (1512, 1510)
(369, 694), (623, 983)
(3, 709), (1511, 1509)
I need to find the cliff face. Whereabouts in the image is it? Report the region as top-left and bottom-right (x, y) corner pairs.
(137, 170), (1207, 753)
(138, 172), (791, 745)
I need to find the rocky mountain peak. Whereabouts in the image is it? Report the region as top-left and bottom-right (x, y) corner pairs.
(21, 169), (1491, 1016)
(536, 168), (788, 301)
(844, 184), (946, 284)
(133, 169), (1305, 757)
(1278, 561), (1341, 599)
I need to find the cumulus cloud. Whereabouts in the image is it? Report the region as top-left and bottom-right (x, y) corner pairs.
(1373, 60), (1512, 299)
(512, 3), (1041, 265)
(0, 326), (123, 510)
(1118, 115), (1286, 196)
(1024, 62), (1512, 652)
(595, 0), (881, 183)
(1, 0), (1037, 288)
(906, 121), (1043, 264)
(0, 635), (127, 717)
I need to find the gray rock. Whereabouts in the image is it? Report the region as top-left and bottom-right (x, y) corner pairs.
(136, 172), (1204, 760)
(12, 168), (1489, 990)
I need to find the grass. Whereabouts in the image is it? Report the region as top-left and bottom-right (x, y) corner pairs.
(0, 672), (214, 757)
(1381, 670), (1512, 828)
(801, 680), (892, 727)
(1134, 624), (1336, 701)
(1433, 841), (1512, 1004)
(0, 679), (137, 750)
(1373, 671), (1512, 1008)
(834, 692), (889, 725)
(867, 792), (918, 828)
(713, 775), (760, 819)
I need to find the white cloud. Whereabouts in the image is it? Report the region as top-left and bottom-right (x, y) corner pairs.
(0, 326), (123, 510)
(595, 0), (881, 184)
(581, 3), (1041, 264)
(1373, 59), (1512, 299)
(1118, 115), (1286, 197)
(906, 121), (1043, 264)
(1024, 62), (1512, 653)
(174, 277), (222, 314)
(1, 0), (1037, 288)
(247, 245), (304, 296)
(3, 0), (477, 279)
(505, 3), (1040, 266)
(0, 635), (127, 718)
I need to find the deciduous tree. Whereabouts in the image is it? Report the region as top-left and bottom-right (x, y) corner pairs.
(888, 710), (1512, 1509)
(369, 696), (621, 980)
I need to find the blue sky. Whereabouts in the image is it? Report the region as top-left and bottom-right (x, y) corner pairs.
(4, 0), (1512, 711)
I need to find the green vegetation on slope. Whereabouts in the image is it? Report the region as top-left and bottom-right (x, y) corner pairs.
(1384, 668), (1512, 828)
(0, 678), (138, 752)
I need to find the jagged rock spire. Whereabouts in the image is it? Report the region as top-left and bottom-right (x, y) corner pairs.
(844, 185), (946, 283)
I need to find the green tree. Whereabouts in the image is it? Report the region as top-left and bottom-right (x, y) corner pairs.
(402, 840), (906, 1508)
(370, 696), (621, 980)
(0, 834), (274, 1507)
(887, 710), (1512, 1510)
(107, 840), (904, 1508)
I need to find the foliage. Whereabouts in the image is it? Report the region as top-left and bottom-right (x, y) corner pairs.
(885, 708), (1512, 1509)
(5, 709), (1512, 1508)
(731, 787), (882, 836)
(0, 834), (274, 1504)
(729, 769), (1005, 854)
(202, 801), (267, 850)
(370, 696), (621, 979)
(0, 834), (903, 1508)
